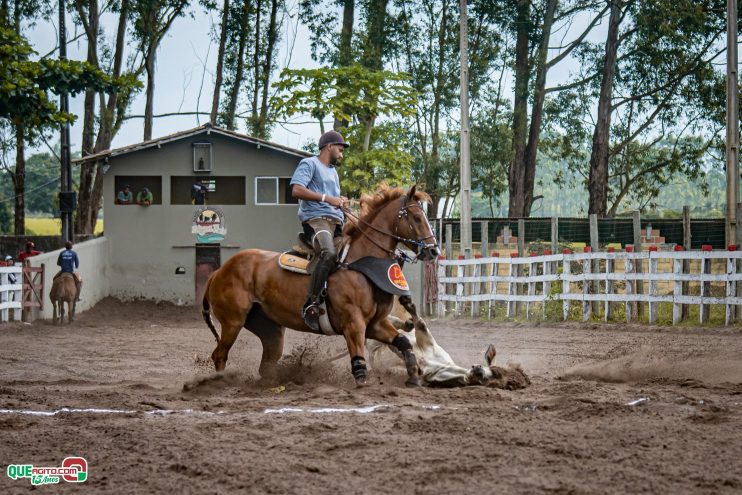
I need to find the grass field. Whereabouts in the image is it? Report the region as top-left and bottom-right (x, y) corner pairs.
(25, 217), (104, 235)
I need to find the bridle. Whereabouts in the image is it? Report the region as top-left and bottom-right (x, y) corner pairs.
(342, 195), (438, 262)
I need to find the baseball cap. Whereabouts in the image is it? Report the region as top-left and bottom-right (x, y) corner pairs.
(26, 241), (34, 248)
(318, 130), (349, 149)
(4, 255), (12, 261)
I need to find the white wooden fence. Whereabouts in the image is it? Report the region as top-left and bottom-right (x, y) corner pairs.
(0, 265), (22, 322)
(435, 249), (742, 325)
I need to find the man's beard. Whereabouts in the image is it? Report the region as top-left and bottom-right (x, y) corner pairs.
(330, 156), (342, 167)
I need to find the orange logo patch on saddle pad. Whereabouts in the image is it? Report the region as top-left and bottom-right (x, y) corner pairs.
(387, 263), (409, 291)
(278, 252), (310, 274)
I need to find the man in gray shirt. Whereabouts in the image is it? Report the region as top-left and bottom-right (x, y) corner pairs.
(290, 130), (349, 330)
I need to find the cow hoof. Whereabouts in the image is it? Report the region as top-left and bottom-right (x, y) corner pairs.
(405, 375), (422, 387)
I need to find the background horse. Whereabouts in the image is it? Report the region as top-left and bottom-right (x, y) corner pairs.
(202, 185), (439, 385)
(50, 273), (77, 324)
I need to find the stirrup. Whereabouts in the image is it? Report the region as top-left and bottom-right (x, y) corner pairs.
(302, 303), (321, 331)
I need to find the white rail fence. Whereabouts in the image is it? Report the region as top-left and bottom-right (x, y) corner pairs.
(435, 250), (742, 325)
(0, 265), (22, 322)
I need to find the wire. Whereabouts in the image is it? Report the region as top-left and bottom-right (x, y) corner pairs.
(0, 176), (61, 205)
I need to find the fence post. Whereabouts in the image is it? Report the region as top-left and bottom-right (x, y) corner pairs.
(472, 255), (481, 318)
(700, 247), (711, 324)
(672, 248), (684, 325)
(517, 219), (525, 257)
(481, 221), (489, 263)
(726, 248), (736, 326)
(605, 250), (614, 321)
(737, 203), (742, 322)
(0, 271), (7, 322)
(437, 258), (446, 318)
(551, 216), (559, 253)
(455, 258), (464, 316)
(562, 252), (571, 321)
(633, 210), (644, 320)
(625, 248), (634, 322)
(582, 253), (591, 321)
(589, 214), (600, 316)
(488, 254), (499, 319)
(543, 251), (552, 319)
(683, 206), (691, 320)
(445, 223), (453, 259)
(507, 256), (517, 318)
(527, 257), (537, 320)
(648, 249), (658, 324)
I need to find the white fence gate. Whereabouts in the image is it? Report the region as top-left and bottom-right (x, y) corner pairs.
(435, 249), (742, 325)
(0, 265), (23, 322)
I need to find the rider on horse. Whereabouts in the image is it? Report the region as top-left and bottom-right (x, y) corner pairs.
(290, 130), (350, 331)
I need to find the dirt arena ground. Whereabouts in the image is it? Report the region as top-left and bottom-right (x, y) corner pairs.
(1, 298), (741, 494)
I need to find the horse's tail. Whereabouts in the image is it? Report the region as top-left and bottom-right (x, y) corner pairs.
(202, 277), (220, 343)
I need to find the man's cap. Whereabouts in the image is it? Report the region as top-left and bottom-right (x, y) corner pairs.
(26, 241), (34, 248)
(124, 184), (130, 188)
(318, 130), (349, 150)
(5, 255), (12, 261)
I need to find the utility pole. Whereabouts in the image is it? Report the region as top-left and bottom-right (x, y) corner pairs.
(59, 0), (73, 243)
(459, 0), (472, 258)
(727, 0), (739, 247)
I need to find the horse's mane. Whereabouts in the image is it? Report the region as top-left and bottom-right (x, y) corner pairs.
(343, 184), (432, 239)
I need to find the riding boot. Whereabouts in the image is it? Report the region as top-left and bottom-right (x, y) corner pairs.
(302, 253), (335, 331)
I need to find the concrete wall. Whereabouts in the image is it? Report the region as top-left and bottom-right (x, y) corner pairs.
(26, 237), (110, 321)
(103, 132), (303, 303)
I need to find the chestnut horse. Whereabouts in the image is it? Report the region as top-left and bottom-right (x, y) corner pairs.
(50, 273), (77, 324)
(202, 185), (439, 386)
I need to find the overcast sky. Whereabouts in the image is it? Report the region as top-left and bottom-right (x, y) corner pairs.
(26, 4), (607, 156)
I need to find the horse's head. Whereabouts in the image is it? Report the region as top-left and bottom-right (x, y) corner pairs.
(395, 185), (440, 262)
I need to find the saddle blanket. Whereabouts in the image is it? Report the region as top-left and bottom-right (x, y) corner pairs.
(278, 253), (410, 296)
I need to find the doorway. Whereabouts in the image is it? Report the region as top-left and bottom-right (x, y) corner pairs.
(195, 245), (220, 306)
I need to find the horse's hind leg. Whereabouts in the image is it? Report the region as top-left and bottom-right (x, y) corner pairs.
(245, 307), (285, 385)
(211, 313), (245, 372)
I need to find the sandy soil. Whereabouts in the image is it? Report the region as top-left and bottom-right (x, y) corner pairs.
(1, 297), (741, 494)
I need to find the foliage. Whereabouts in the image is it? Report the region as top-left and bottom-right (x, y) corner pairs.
(0, 27), (118, 128)
(272, 64), (418, 196)
(272, 64), (417, 133)
(338, 122), (414, 196)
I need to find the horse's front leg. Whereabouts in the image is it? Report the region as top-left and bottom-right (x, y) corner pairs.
(339, 312), (371, 386)
(368, 317), (421, 387)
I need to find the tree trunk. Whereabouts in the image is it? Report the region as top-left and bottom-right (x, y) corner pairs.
(76, 0), (129, 235)
(210, 0), (230, 125)
(257, 0), (279, 138)
(334, 0), (355, 130)
(224, 0), (250, 130)
(250, 0), (262, 134)
(143, 45), (157, 141)
(13, 124), (25, 236)
(588, 0), (622, 216)
(522, 0), (557, 216)
(80, 0), (99, 156)
(508, 0), (530, 218)
(361, 0), (388, 71)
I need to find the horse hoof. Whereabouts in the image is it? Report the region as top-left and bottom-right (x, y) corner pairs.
(405, 375), (422, 388)
(354, 376), (367, 387)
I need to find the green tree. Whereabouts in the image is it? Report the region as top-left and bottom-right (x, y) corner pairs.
(272, 64), (417, 196)
(0, 27), (117, 235)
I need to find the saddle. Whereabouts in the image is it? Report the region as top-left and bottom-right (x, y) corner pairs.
(278, 233), (350, 275)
